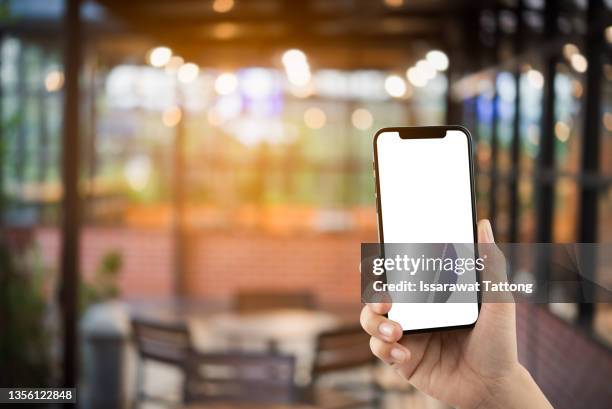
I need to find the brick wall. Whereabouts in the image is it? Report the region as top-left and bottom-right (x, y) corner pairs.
(185, 231), (375, 303)
(516, 304), (612, 409)
(31, 227), (376, 304)
(34, 227), (174, 297)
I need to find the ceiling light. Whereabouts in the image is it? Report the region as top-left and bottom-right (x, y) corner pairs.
(351, 108), (374, 130)
(384, 74), (407, 97)
(44, 70), (64, 92)
(303, 107), (326, 129)
(177, 62), (200, 83)
(162, 106), (182, 127)
(562, 43), (579, 61)
(148, 46), (172, 67)
(215, 72), (238, 95)
(406, 67), (427, 87)
(426, 50), (449, 71)
(213, 0), (234, 13)
(416, 59), (437, 80)
(526, 69), (544, 89)
(570, 53), (588, 73)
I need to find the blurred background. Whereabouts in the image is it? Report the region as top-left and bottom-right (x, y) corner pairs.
(0, 0), (611, 408)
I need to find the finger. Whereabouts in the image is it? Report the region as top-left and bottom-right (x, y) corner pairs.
(476, 219), (514, 302)
(360, 305), (402, 342)
(369, 336), (411, 365)
(394, 332), (432, 381)
(367, 302), (391, 315)
(478, 219), (495, 243)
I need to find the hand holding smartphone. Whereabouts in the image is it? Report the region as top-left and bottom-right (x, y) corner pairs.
(365, 134), (551, 407)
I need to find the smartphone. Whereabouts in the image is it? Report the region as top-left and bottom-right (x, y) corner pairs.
(373, 126), (480, 333)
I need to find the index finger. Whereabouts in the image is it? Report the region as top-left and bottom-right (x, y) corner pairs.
(367, 302), (392, 315)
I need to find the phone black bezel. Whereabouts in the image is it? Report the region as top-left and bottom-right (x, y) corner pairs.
(372, 125), (481, 335)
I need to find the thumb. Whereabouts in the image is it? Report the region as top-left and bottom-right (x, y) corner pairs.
(478, 219), (495, 243)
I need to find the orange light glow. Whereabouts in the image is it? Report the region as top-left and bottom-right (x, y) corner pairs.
(162, 106), (182, 127)
(207, 108), (223, 126)
(213, 22), (239, 39)
(303, 107), (326, 129)
(554, 121), (570, 142)
(213, 0), (234, 13)
(384, 0), (404, 8)
(44, 70), (64, 92)
(563, 43), (579, 61)
(570, 53), (588, 73)
(351, 108), (373, 130)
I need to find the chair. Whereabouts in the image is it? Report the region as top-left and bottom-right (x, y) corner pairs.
(184, 351), (297, 404)
(131, 317), (193, 407)
(234, 290), (316, 313)
(309, 325), (380, 409)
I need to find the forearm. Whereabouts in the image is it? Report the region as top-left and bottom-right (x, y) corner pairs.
(477, 364), (552, 409)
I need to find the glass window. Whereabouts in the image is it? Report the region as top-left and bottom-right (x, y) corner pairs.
(553, 67), (583, 243)
(519, 69), (543, 242)
(594, 61), (612, 346)
(495, 72), (517, 242)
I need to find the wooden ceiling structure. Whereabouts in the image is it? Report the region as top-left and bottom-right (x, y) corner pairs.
(94, 0), (481, 71)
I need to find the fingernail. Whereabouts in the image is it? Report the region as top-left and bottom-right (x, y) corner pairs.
(482, 220), (495, 243)
(390, 348), (406, 363)
(379, 323), (394, 337)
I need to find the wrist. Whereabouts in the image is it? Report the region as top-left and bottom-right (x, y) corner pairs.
(487, 364), (530, 406)
(476, 364), (551, 409)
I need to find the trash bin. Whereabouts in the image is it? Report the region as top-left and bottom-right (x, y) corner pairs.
(81, 301), (132, 409)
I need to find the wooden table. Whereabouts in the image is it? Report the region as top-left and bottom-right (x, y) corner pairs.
(205, 309), (338, 341)
(183, 405), (320, 409)
(190, 309), (341, 385)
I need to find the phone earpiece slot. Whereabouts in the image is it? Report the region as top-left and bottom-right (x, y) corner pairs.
(398, 127), (447, 139)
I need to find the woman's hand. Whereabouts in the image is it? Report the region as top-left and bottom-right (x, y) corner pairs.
(360, 220), (552, 409)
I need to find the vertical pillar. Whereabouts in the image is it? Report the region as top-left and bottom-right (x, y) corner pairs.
(0, 30), (4, 224)
(172, 90), (187, 299)
(16, 40), (25, 193)
(446, 11), (472, 125)
(86, 53), (99, 220)
(0, 31), (5, 383)
(254, 142), (269, 229)
(488, 8), (500, 232)
(534, 0), (557, 245)
(530, 0), (559, 381)
(576, 0), (604, 325)
(344, 101), (356, 206)
(59, 0), (82, 390)
(577, 1), (603, 244)
(445, 48), (455, 125)
(465, 10), (481, 175)
(38, 48), (49, 186)
(509, 1), (524, 243)
(489, 82), (499, 231)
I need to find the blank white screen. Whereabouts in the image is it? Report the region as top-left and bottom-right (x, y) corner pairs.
(376, 130), (478, 331)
